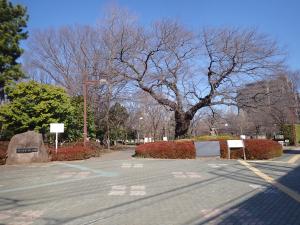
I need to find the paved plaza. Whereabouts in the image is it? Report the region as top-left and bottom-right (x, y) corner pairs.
(0, 149), (300, 225)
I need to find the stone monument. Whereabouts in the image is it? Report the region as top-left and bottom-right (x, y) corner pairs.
(6, 131), (49, 165)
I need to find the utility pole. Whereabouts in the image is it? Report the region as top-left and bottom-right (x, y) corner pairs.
(82, 73), (107, 147)
(83, 71), (88, 147)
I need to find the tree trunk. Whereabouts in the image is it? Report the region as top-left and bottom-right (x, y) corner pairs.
(174, 111), (191, 139)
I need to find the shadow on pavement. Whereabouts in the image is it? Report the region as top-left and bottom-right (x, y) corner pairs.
(1, 161), (299, 225)
(0, 163), (260, 225)
(283, 149), (300, 154)
(190, 164), (300, 225)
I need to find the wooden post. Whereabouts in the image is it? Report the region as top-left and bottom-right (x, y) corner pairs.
(228, 145), (230, 160)
(83, 72), (88, 147)
(243, 146), (246, 160)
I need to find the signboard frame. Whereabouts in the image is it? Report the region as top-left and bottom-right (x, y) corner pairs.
(50, 123), (64, 133)
(227, 140), (246, 160)
(50, 123), (65, 151)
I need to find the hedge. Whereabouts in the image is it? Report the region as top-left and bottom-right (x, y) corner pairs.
(50, 143), (100, 161)
(135, 141), (196, 159)
(0, 141), (103, 164)
(135, 139), (282, 160)
(219, 139), (283, 159)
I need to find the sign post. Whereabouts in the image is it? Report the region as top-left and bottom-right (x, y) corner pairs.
(227, 140), (246, 160)
(50, 123), (64, 152)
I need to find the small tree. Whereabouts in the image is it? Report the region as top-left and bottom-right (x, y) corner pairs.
(0, 81), (80, 140)
(96, 102), (129, 142)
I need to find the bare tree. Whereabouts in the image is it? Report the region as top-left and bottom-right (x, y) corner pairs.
(237, 74), (298, 136)
(25, 6), (285, 139)
(26, 26), (105, 95)
(136, 92), (171, 140)
(103, 10), (284, 138)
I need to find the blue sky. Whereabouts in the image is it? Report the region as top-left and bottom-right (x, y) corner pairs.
(12, 0), (300, 70)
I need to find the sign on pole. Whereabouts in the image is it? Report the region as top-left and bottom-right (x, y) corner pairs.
(50, 123), (64, 151)
(50, 123), (64, 133)
(227, 140), (246, 160)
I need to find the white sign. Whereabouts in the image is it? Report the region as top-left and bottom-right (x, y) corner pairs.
(227, 139), (246, 160)
(240, 135), (246, 140)
(50, 123), (64, 133)
(163, 136), (168, 141)
(50, 123), (64, 151)
(227, 140), (244, 148)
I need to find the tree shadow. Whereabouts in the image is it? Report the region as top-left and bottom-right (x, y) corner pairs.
(1, 161), (299, 225)
(283, 149), (300, 154)
(187, 164), (300, 225)
(0, 162), (259, 225)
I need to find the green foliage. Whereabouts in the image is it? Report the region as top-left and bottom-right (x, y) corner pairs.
(0, 81), (80, 140)
(193, 134), (239, 141)
(109, 103), (129, 141)
(0, 0), (28, 100)
(295, 124), (300, 144)
(96, 103), (129, 141)
(70, 96), (95, 139)
(281, 124), (294, 145)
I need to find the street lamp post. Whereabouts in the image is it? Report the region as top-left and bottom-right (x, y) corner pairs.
(83, 73), (107, 147)
(137, 117), (143, 143)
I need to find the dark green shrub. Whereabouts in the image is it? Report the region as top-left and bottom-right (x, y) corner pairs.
(281, 124), (294, 145)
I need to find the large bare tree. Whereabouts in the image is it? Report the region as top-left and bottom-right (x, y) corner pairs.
(103, 10), (284, 138)
(24, 6), (285, 139)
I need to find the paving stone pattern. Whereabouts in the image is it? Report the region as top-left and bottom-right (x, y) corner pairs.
(0, 150), (299, 225)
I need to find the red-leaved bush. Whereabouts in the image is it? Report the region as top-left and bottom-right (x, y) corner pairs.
(135, 141), (196, 159)
(50, 143), (100, 161)
(220, 139), (283, 159)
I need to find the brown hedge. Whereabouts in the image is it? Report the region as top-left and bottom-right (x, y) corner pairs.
(50, 143), (100, 161)
(135, 141), (196, 159)
(220, 139), (283, 159)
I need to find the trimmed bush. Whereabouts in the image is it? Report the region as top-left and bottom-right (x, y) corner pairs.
(220, 139), (283, 160)
(50, 143), (100, 161)
(135, 141), (196, 159)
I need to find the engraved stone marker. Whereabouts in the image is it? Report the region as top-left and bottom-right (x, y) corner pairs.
(6, 131), (49, 164)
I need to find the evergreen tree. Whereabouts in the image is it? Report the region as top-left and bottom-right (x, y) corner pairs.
(0, 0), (28, 102)
(0, 81), (80, 140)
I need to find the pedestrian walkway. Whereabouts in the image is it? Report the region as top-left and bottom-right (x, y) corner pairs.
(0, 148), (299, 225)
